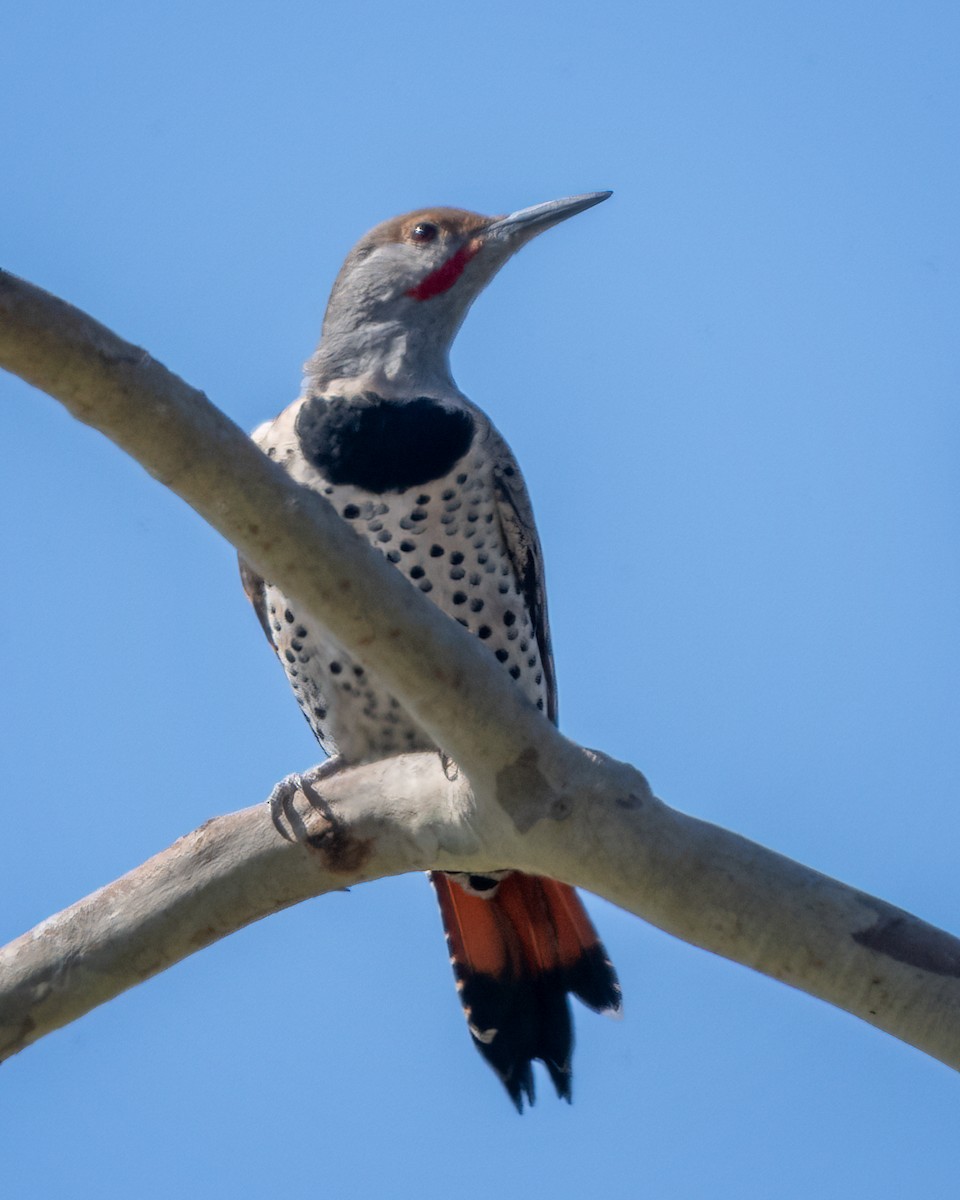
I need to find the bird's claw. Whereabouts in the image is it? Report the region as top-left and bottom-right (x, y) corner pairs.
(268, 772), (304, 834)
(267, 759), (344, 837)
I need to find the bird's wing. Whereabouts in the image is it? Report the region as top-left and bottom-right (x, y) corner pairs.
(238, 555), (274, 646)
(490, 435), (558, 725)
(237, 412), (289, 648)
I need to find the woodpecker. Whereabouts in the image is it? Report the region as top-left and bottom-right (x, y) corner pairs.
(242, 192), (620, 1110)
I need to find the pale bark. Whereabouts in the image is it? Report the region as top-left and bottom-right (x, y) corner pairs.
(2, 268), (959, 1072)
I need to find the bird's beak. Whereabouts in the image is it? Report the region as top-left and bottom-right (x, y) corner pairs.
(485, 191), (612, 246)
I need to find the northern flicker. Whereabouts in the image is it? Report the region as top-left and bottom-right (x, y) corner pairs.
(241, 192), (620, 1109)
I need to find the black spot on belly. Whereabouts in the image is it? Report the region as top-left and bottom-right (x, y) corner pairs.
(296, 394), (476, 492)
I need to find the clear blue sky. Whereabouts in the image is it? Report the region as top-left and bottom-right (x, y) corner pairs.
(3, 2), (959, 1196)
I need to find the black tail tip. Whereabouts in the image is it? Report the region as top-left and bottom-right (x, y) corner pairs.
(503, 1059), (572, 1113)
(499, 1056), (573, 1108)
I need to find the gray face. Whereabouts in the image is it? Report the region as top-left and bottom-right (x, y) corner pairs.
(310, 194), (611, 395)
(324, 207), (491, 323)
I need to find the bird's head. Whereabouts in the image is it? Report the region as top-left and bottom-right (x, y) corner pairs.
(307, 192), (611, 395)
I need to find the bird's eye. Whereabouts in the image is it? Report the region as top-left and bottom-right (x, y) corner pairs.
(410, 222), (439, 244)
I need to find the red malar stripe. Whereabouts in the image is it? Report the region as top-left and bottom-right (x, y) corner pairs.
(406, 241), (480, 302)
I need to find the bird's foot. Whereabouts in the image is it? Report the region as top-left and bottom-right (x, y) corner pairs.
(268, 758), (343, 837)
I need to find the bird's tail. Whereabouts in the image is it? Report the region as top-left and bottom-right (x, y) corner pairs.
(431, 870), (621, 1110)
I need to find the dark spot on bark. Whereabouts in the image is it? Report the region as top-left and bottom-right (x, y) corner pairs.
(495, 747), (561, 833)
(852, 902), (960, 977)
(305, 825), (373, 874)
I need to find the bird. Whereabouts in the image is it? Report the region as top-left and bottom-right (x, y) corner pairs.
(241, 192), (621, 1110)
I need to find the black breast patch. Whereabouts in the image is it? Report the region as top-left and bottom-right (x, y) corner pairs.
(296, 394), (476, 493)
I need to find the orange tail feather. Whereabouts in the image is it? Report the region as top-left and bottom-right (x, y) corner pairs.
(431, 871), (620, 1110)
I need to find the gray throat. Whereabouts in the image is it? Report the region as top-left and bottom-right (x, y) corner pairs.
(304, 318), (459, 397)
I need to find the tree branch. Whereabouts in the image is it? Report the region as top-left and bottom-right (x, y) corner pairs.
(2, 268), (959, 1073)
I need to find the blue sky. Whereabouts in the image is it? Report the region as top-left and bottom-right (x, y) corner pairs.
(2, 2), (959, 1196)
